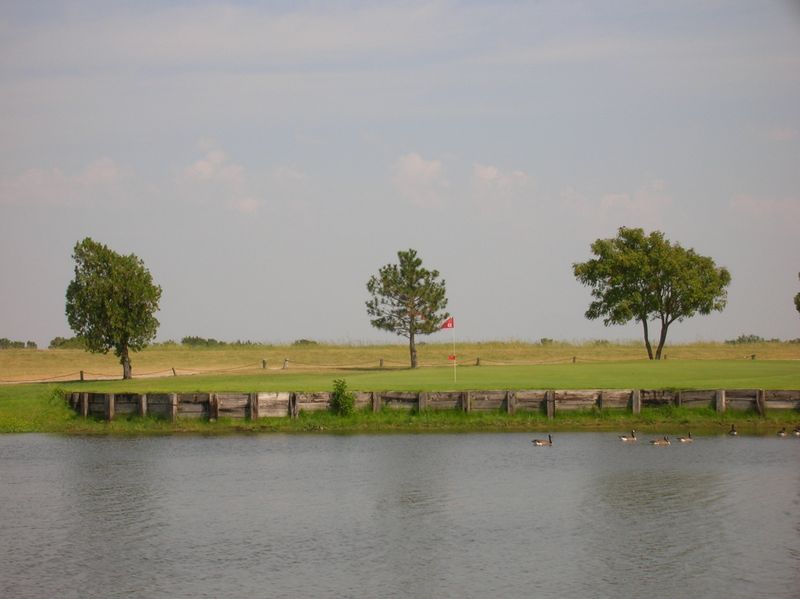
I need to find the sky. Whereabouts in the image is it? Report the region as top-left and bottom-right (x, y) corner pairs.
(1, 0), (799, 348)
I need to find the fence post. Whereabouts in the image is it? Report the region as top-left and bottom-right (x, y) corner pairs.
(418, 392), (428, 412)
(262, 359), (267, 370)
(209, 393), (219, 420)
(172, 368), (177, 376)
(755, 389), (765, 416)
(379, 358), (384, 369)
(139, 394), (148, 417)
(283, 359), (289, 370)
(631, 389), (641, 415)
(506, 391), (516, 415)
(596, 390), (604, 411)
(289, 393), (299, 418)
(476, 357), (481, 366)
(80, 370), (84, 382)
(545, 390), (555, 420)
(372, 391), (382, 412)
(105, 393), (115, 422)
(170, 393), (178, 422)
(249, 393), (259, 420)
(81, 392), (89, 418)
(715, 389), (726, 414)
(462, 391), (472, 413)
(674, 390), (682, 407)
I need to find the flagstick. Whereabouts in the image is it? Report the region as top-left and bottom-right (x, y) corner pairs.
(452, 324), (457, 383)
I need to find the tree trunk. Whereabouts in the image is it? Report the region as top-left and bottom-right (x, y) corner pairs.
(409, 331), (418, 368)
(641, 318), (654, 360)
(121, 347), (132, 379)
(655, 322), (669, 360)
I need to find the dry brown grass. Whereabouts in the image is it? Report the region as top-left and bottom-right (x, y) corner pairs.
(1, 340), (797, 383)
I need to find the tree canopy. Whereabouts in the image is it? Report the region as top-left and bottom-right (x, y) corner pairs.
(795, 273), (800, 316)
(366, 248), (449, 368)
(573, 227), (731, 359)
(65, 237), (162, 378)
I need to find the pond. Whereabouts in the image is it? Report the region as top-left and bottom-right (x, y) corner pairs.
(1, 432), (798, 598)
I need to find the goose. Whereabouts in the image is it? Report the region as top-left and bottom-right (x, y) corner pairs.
(793, 427), (800, 437)
(728, 424), (738, 436)
(650, 436), (671, 446)
(678, 432), (693, 443)
(532, 434), (553, 446)
(777, 427), (787, 437)
(619, 430), (638, 442)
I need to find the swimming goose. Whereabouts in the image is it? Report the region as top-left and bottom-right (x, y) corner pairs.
(532, 434), (553, 446)
(678, 432), (693, 443)
(793, 427), (800, 437)
(619, 430), (637, 442)
(728, 424), (738, 436)
(650, 436), (671, 446)
(777, 427), (787, 437)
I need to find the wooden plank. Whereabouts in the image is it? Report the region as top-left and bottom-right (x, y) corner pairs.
(641, 390), (675, 407)
(427, 392), (462, 410)
(295, 392), (331, 412)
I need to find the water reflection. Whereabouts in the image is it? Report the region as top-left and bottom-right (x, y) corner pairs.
(0, 433), (798, 598)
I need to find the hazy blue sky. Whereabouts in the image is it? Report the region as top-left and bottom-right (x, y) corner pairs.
(2, 0), (799, 348)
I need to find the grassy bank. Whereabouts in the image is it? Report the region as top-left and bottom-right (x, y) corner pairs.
(1, 359), (798, 434)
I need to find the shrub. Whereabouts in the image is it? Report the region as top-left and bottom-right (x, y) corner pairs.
(330, 378), (355, 416)
(725, 334), (765, 345)
(48, 336), (86, 349)
(292, 339), (318, 346)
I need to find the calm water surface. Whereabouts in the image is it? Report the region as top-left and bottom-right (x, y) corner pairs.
(1, 433), (798, 598)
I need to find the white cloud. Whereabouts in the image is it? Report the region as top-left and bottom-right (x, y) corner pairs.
(391, 152), (448, 206)
(0, 158), (126, 205)
(562, 180), (672, 233)
(182, 149), (245, 189)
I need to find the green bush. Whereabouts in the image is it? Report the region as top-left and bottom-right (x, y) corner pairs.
(330, 378), (355, 416)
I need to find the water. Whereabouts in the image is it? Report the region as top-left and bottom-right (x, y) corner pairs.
(1, 433), (798, 598)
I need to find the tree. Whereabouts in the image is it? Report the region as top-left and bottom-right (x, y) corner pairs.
(573, 227), (731, 360)
(65, 238), (162, 379)
(366, 248), (450, 368)
(795, 272), (800, 316)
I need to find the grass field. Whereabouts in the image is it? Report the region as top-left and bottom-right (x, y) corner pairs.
(1, 342), (798, 434)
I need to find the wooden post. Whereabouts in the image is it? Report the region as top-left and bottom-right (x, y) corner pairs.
(372, 391), (381, 412)
(418, 392), (428, 412)
(139, 394), (148, 417)
(81, 392), (89, 418)
(462, 391), (472, 413)
(476, 357), (481, 366)
(546, 390), (555, 420)
(631, 389), (641, 415)
(572, 356), (576, 364)
(209, 393), (219, 420)
(172, 367), (177, 376)
(755, 389), (765, 416)
(596, 390), (604, 411)
(283, 358), (289, 369)
(170, 393), (178, 422)
(249, 393), (259, 420)
(506, 391), (516, 415)
(289, 393), (299, 418)
(716, 389), (726, 414)
(262, 359), (267, 369)
(105, 393), (115, 422)
(379, 358), (384, 369)
(674, 390), (682, 407)
(751, 354), (756, 360)
(80, 370), (84, 382)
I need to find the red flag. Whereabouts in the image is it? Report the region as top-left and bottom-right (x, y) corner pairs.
(441, 317), (454, 329)
(448, 355), (456, 361)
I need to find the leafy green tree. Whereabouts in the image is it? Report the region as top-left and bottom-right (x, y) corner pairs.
(795, 272), (800, 316)
(366, 248), (450, 368)
(65, 238), (162, 379)
(573, 227), (731, 360)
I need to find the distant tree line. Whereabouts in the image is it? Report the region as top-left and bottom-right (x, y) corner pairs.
(0, 338), (37, 349)
(180, 336), (259, 347)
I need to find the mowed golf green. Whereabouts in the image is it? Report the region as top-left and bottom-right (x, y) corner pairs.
(1, 343), (798, 433)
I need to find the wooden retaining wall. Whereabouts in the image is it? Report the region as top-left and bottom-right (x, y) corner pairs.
(66, 389), (800, 422)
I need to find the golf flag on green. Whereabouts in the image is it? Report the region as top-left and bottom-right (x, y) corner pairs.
(441, 316), (456, 381)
